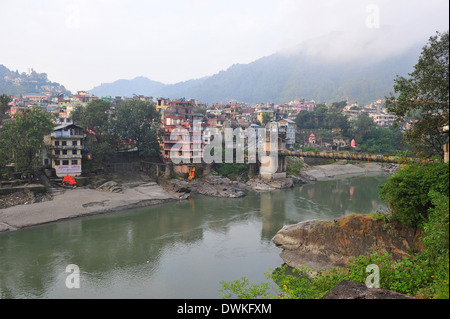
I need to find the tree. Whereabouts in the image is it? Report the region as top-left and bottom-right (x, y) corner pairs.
(261, 112), (272, 125)
(359, 127), (404, 154)
(0, 107), (53, 181)
(70, 100), (116, 163)
(348, 112), (377, 145)
(0, 94), (11, 122)
(114, 100), (162, 158)
(386, 31), (449, 159)
(379, 161), (449, 228)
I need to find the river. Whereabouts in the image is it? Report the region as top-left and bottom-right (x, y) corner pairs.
(0, 175), (389, 299)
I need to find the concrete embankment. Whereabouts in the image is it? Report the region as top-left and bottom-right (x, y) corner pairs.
(0, 182), (177, 232)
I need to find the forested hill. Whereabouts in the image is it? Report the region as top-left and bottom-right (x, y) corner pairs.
(0, 64), (71, 96)
(89, 45), (421, 105)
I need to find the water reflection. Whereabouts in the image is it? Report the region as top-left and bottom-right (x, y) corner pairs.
(0, 175), (388, 298)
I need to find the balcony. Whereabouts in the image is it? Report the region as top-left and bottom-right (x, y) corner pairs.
(51, 154), (83, 159)
(51, 145), (84, 150)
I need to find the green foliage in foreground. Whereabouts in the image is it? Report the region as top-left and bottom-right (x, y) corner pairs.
(379, 161), (449, 228)
(219, 250), (447, 299)
(220, 161), (449, 299)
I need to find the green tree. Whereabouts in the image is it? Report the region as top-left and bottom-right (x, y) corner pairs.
(379, 161), (449, 228)
(386, 31), (449, 159)
(0, 94), (11, 122)
(114, 100), (162, 158)
(261, 112), (272, 125)
(71, 100), (116, 162)
(324, 110), (350, 136)
(0, 107), (54, 182)
(360, 127), (404, 154)
(348, 112), (377, 145)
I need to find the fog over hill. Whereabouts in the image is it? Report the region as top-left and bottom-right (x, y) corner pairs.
(89, 41), (421, 105)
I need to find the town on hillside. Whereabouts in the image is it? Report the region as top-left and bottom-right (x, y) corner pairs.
(0, 89), (419, 183)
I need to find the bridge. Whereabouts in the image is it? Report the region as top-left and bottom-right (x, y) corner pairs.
(278, 150), (403, 163)
(143, 149), (416, 179)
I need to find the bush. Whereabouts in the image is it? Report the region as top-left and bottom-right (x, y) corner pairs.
(214, 163), (249, 179)
(379, 161), (449, 228)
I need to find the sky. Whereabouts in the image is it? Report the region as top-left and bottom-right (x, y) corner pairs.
(0, 0), (448, 93)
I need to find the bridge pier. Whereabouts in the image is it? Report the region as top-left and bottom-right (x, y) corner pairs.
(164, 164), (172, 178)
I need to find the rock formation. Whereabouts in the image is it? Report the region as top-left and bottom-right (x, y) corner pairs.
(272, 215), (423, 271)
(321, 280), (414, 299)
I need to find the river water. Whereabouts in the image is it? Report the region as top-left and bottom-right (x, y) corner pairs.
(0, 175), (389, 299)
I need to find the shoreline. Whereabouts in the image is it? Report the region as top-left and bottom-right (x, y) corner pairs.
(0, 162), (395, 233)
(298, 162), (396, 181)
(0, 181), (178, 233)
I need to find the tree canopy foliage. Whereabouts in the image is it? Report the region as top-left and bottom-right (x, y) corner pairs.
(0, 107), (53, 180)
(71, 99), (162, 162)
(386, 31), (449, 159)
(114, 100), (162, 158)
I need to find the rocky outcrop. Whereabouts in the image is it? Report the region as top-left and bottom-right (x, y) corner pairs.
(245, 176), (301, 191)
(322, 280), (414, 299)
(159, 176), (246, 199)
(159, 174), (306, 199)
(190, 175), (246, 198)
(96, 181), (123, 193)
(157, 179), (192, 199)
(272, 215), (423, 271)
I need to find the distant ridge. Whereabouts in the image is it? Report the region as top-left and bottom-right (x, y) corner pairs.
(91, 45), (422, 105)
(0, 64), (71, 96)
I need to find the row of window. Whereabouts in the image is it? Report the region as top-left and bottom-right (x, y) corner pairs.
(54, 149), (79, 155)
(54, 140), (81, 146)
(54, 159), (79, 166)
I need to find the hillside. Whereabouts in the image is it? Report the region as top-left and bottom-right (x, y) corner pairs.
(0, 65), (71, 96)
(88, 46), (421, 105)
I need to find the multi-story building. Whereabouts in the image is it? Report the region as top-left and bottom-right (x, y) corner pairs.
(277, 118), (296, 149)
(51, 123), (84, 177)
(162, 101), (209, 174)
(369, 113), (397, 127)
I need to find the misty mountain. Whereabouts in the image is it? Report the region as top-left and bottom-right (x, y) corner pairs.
(89, 46), (422, 105)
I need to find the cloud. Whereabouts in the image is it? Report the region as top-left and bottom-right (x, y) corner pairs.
(276, 0), (449, 62)
(0, 0), (448, 92)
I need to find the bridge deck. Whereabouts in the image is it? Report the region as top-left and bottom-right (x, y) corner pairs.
(279, 150), (403, 163)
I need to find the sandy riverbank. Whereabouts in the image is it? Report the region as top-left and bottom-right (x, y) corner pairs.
(299, 162), (396, 181)
(0, 182), (177, 232)
(0, 162), (395, 233)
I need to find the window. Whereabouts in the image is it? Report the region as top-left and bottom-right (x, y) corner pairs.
(62, 160), (69, 165)
(72, 160), (78, 165)
(72, 141), (77, 146)
(62, 150), (67, 155)
(55, 160), (60, 165)
(72, 150), (77, 155)
(62, 141), (67, 146)
(55, 141), (60, 146)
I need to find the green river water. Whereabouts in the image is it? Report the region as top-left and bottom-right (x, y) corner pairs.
(0, 174), (389, 299)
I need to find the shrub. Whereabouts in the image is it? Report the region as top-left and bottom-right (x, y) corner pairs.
(379, 161), (449, 228)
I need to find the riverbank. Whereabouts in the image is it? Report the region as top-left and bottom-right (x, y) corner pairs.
(299, 162), (397, 181)
(0, 162), (394, 233)
(0, 181), (177, 232)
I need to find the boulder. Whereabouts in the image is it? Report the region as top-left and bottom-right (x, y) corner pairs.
(322, 280), (414, 299)
(97, 181), (123, 193)
(272, 215), (423, 270)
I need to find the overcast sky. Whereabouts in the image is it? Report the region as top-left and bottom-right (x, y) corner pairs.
(0, 0), (448, 92)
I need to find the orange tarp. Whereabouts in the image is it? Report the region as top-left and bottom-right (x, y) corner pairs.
(62, 174), (77, 186)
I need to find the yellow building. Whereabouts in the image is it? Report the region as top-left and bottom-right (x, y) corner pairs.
(156, 98), (170, 113)
(256, 109), (274, 124)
